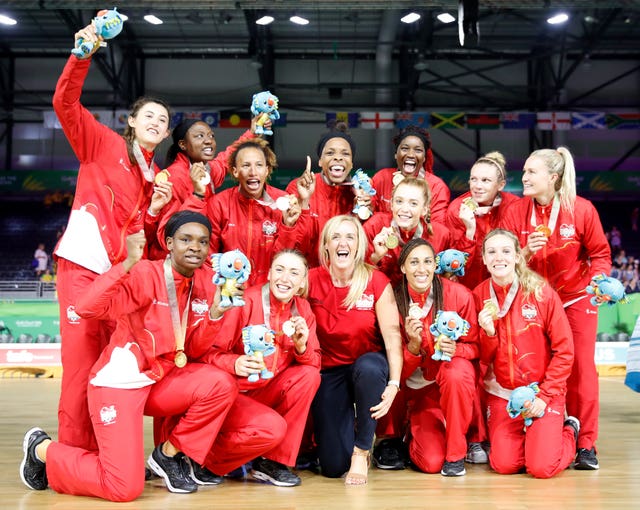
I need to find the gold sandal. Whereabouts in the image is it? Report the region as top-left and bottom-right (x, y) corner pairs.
(345, 448), (370, 486)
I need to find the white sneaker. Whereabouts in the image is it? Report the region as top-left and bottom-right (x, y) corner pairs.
(465, 442), (488, 464)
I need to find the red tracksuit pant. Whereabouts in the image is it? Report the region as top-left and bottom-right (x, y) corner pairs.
(564, 298), (599, 450)
(56, 258), (113, 451)
(45, 363), (237, 502)
(486, 393), (576, 478)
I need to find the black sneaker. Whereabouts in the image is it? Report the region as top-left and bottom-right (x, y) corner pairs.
(147, 445), (198, 493)
(145, 467), (158, 480)
(20, 427), (50, 490)
(441, 458), (466, 477)
(252, 457), (301, 487)
(372, 438), (407, 470)
(183, 456), (223, 485)
(574, 447), (599, 470)
(564, 416), (580, 443)
(295, 451), (320, 472)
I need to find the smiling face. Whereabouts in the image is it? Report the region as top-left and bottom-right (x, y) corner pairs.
(166, 222), (211, 277)
(319, 137), (353, 184)
(401, 243), (436, 294)
(482, 233), (519, 285)
(325, 219), (359, 272)
(232, 146), (270, 199)
(391, 182), (429, 231)
(469, 162), (505, 206)
(128, 101), (170, 150)
(395, 135), (426, 177)
(522, 156), (557, 200)
(180, 121), (216, 162)
(268, 252), (308, 303)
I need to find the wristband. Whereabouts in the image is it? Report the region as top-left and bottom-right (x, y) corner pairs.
(387, 379), (400, 389)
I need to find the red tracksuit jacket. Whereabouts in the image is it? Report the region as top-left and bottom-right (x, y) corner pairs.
(472, 280), (574, 403)
(500, 196), (611, 303)
(446, 191), (519, 290)
(203, 284), (321, 390)
(53, 56), (160, 274)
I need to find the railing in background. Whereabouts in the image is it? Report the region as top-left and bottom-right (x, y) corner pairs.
(0, 281), (57, 300)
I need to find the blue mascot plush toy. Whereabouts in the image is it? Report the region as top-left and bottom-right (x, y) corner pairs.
(351, 169), (377, 220)
(211, 250), (251, 307)
(435, 249), (469, 278)
(586, 273), (628, 307)
(72, 8), (124, 59)
(242, 324), (276, 382)
(507, 382), (543, 427)
(250, 91), (280, 136)
(429, 310), (470, 362)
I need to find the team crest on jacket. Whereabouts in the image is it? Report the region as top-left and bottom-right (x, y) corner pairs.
(191, 299), (208, 315)
(262, 220), (277, 236)
(559, 223), (576, 239)
(66, 306), (81, 324)
(100, 405), (117, 425)
(355, 293), (374, 310)
(521, 304), (537, 320)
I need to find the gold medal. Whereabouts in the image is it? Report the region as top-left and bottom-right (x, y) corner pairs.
(154, 169), (170, 185)
(392, 172), (405, 186)
(174, 350), (187, 368)
(535, 224), (552, 238)
(282, 320), (296, 337)
(408, 304), (425, 320)
(199, 172), (211, 186)
(463, 197), (478, 212)
(385, 233), (399, 249)
(483, 299), (499, 319)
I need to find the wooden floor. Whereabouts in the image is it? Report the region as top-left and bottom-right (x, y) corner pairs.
(1, 376), (638, 510)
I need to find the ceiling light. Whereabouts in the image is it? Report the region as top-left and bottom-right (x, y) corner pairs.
(118, 13), (129, 22)
(437, 13), (456, 24)
(290, 15), (309, 26)
(584, 15), (597, 24)
(256, 15), (274, 26)
(0, 14), (17, 25)
(547, 12), (569, 25)
(144, 14), (163, 25)
(401, 12), (421, 24)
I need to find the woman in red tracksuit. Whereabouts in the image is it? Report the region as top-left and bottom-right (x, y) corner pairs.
(183, 138), (307, 286)
(20, 212), (238, 501)
(371, 125), (450, 225)
(53, 23), (173, 451)
(500, 147), (611, 470)
(286, 122), (361, 267)
(364, 177), (470, 286)
(446, 151), (519, 290)
(374, 238), (479, 477)
(201, 249), (321, 486)
(473, 229), (578, 478)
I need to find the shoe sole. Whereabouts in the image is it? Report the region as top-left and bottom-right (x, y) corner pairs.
(185, 459), (223, 486)
(441, 468), (467, 476)
(574, 462), (599, 470)
(251, 469), (300, 487)
(147, 454), (197, 493)
(20, 427), (46, 490)
(372, 458), (406, 470)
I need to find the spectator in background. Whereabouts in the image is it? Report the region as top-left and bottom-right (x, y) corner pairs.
(607, 226), (622, 252)
(613, 249), (628, 268)
(33, 243), (49, 278)
(40, 269), (55, 283)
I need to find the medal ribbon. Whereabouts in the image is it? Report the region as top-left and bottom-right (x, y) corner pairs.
(163, 257), (193, 362)
(474, 193), (503, 217)
(489, 276), (519, 319)
(409, 286), (434, 319)
(530, 193), (560, 235)
(391, 219), (423, 247)
(261, 283), (299, 334)
(132, 141), (155, 183)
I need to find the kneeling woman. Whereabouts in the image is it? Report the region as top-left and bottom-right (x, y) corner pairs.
(202, 249), (321, 486)
(385, 238), (479, 477)
(20, 211), (238, 501)
(473, 229), (577, 478)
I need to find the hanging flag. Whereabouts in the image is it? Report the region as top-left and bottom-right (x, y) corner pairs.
(273, 112), (287, 127)
(114, 109), (130, 130)
(199, 112), (219, 128)
(326, 112), (359, 128)
(606, 113), (640, 130)
(537, 112), (571, 131)
(465, 113), (500, 130)
(430, 112), (464, 129)
(395, 112), (430, 129)
(43, 111), (62, 129)
(219, 110), (252, 128)
(500, 112), (537, 129)
(171, 112), (184, 127)
(89, 110), (115, 128)
(359, 112), (394, 129)
(571, 112), (606, 130)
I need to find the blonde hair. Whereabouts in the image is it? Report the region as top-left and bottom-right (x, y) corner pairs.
(392, 176), (433, 235)
(483, 229), (545, 301)
(528, 147), (576, 214)
(473, 151), (506, 182)
(319, 215), (374, 310)
(271, 249), (309, 299)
